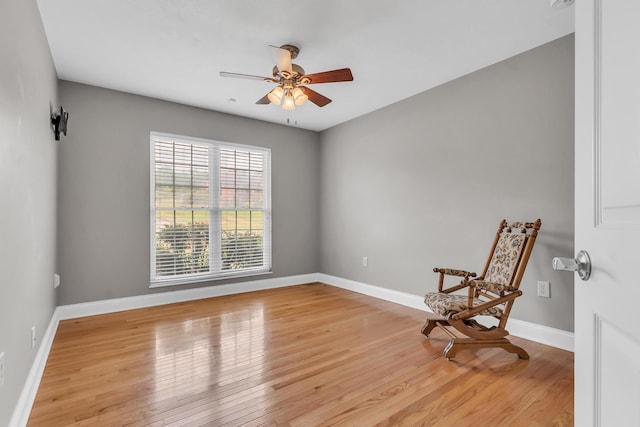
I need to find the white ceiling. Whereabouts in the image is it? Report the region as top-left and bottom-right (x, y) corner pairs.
(36, 1), (574, 132)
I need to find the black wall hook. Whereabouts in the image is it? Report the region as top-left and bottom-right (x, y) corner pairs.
(51, 107), (69, 141)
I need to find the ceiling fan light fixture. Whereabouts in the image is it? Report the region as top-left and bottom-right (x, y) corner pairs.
(292, 87), (308, 106)
(221, 44), (353, 109)
(282, 90), (296, 110)
(267, 86), (284, 105)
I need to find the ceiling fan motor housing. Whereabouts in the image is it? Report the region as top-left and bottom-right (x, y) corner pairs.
(279, 44), (299, 59)
(272, 64), (305, 79)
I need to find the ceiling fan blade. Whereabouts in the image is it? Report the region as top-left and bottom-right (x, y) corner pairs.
(303, 87), (332, 107)
(269, 45), (292, 74)
(256, 93), (271, 105)
(302, 68), (353, 84)
(220, 71), (275, 82)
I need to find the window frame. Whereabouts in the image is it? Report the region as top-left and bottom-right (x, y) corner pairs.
(149, 132), (272, 288)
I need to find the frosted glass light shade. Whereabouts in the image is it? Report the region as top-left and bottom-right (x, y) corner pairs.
(267, 86), (284, 105)
(282, 91), (295, 110)
(292, 87), (308, 106)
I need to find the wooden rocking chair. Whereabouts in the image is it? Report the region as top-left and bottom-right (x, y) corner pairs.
(422, 219), (541, 360)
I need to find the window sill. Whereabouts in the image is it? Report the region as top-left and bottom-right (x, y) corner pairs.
(149, 269), (272, 288)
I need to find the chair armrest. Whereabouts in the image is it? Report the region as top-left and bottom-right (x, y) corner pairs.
(470, 280), (516, 296)
(433, 268), (477, 279)
(433, 268), (477, 293)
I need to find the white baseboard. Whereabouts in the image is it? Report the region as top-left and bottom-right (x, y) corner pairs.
(316, 273), (426, 311)
(506, 318), (574, 352)
(9, 308), (61, 427)
(11, 272), (574, 426)
(56, 273), (320, 320)
(317, 273), (574, 352)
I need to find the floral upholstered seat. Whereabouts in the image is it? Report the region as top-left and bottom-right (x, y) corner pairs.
(424, 293), (503, 317)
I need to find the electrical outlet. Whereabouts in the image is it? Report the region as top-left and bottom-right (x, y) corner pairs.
(0, 352), (5, 387)
(31, 326), (36, 349)
(362, 256), (368, 267)
(537, 281), (551, 298)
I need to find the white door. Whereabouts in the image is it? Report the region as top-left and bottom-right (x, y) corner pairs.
(574, 0), (640, 425)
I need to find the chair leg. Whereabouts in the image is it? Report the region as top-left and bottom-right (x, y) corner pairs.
(498, 341), (530, 360)
(420, 314), (529, 360)
(442, 337), (530, 360)
(421, 317), (444, 337)
(443, 340), (458, 359)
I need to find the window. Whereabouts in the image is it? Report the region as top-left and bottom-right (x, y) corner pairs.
(150, 132), (271, 286)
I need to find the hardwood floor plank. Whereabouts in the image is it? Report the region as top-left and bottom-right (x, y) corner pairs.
(28, 283), (574, 426)
(405, 347), (562, 426)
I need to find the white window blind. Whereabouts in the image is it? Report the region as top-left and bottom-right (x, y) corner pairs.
(150, 132), (271, 286)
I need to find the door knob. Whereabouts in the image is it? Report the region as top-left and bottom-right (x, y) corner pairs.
(552, 250), (591, 281)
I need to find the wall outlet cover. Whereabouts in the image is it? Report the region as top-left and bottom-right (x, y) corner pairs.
(537, 281), (551, 298)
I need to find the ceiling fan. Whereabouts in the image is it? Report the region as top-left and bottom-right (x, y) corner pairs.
(220, 44), (354, 110)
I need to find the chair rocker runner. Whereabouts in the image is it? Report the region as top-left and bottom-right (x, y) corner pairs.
(422, 219), (541, 360)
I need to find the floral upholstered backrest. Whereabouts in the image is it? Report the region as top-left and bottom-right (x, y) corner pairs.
(483, 232), (527, 287)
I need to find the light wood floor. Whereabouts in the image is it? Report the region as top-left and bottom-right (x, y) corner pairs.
(28, 283), (574, 426)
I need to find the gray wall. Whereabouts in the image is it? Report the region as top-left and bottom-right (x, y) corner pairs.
(319, 35), (575, 332)
(57, 81), (320, 305)
(0, 0), (58, 424)
(58, 36), (575, 332)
